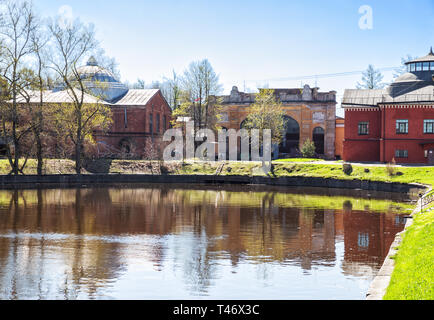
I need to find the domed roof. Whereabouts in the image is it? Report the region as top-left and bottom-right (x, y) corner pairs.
(76, 56), (120, 83)
(74, 56), (129, 102)
(405, 47), (434, 64)
(393, 72), (420, 83)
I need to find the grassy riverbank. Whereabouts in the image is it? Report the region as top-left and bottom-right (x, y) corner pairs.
(383, 209), (434, 300)
(2, 159), (434, 187)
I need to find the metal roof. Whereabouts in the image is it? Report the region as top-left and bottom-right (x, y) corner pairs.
(15, 89), (107, 105)
(342, 85), (434, 107)
(14, 88), (160, 107)
(111, 89), (159, 106)
(405, 48), (434, 64)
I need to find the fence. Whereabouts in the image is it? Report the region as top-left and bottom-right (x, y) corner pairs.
(421, 189), (434, 212)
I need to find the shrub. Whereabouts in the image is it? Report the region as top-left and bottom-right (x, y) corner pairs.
(386, 158), (397, 177)
(301, 139), (316, 158)
(343, 163), (353, 175)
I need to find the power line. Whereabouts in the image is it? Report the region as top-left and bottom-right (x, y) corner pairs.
(246, 66), (399, 83)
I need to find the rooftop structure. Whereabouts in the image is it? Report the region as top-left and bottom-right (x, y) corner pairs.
(53, 56), (129, 103)
(341, 48), (434, 164)
(222, 85), (337, 104)
(342, 49), (434, 107)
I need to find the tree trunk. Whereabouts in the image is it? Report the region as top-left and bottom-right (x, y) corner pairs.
(36, 133), (43, 175)
(75, 140), (82, 175)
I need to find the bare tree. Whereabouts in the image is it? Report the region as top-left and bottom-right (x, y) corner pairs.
(393, 55), (415, 79)
(0, 0), (37, 175)
(162, 70), (181, 110)
(356, 65), (385, 89)
(47, 16), (112, 174)
(94, 48), (121, 80)
(173, 59), (223, 138)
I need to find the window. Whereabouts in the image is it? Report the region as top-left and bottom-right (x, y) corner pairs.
(431, 62), (434, 71)
(156, 114), (160, 133)
(395, 150), (408, 158)
(163, 115), (167, 131)
(149, 113), (153, 133)
(424, 120), (434, 134)
(410, 63), (416, 72)
(358, 233), (369, 249)
(358, 122), (369, 135)
(396, 119), (408, 134)
(425, 150), (428, 158)
(423, 62), (430, 71)
(416, 63), (422, 71)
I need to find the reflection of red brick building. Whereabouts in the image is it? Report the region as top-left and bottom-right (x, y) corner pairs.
(342, 49), (434, 164)
(342, 209), (406, 265)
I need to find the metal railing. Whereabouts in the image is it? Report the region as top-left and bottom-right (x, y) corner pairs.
(420, 189), (434, 213)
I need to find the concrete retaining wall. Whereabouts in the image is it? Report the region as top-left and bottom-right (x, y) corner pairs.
(366, 187), (431, 300)
(0, 174), (426, 194)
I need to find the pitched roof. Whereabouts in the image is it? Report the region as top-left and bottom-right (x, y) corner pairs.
(111, 89), (159, 106)
(14, 88), (160, 107)
(341, 89), (385, 106)
(342, 85), (434, 107)
(14, 89), (107, 104)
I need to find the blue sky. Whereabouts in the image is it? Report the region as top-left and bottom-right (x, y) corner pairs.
(34, 0), (434, 115)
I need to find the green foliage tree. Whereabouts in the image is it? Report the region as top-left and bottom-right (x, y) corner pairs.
(242, 89), (285, 146)
(301, 138), (316, 158)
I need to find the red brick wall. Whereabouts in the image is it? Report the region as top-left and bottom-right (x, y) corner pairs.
(380, 106), (434, 163)
(343, 106), (434, 163)
(343, 109), (381, 162)
(95, 90), (172, 158)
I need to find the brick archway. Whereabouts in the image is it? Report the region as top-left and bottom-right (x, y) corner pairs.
(313, 127), (325, 155)
(280, 116), (300, 156)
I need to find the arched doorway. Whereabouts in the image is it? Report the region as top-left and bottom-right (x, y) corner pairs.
(280, 116), (300, 155)
(313, 127), (325, 155)
(119, 138), (132, 155)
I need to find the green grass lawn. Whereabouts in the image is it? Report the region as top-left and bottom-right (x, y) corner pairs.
(1, 158), (434, 186)
(274, 158), (325, 162)
(383, 209), (434, 300)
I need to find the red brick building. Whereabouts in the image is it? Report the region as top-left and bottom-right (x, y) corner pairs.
(93, 88), (172, 158)
(342, 49), (434, 164)
(18, 57), (172, 159)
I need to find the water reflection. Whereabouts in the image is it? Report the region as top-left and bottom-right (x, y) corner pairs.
(0, 186), (408, 299)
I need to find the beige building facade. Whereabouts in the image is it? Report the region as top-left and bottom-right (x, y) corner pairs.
(218, 85), (337, 159)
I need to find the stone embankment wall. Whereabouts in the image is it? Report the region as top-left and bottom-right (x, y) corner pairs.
(0, 174), (426, 194)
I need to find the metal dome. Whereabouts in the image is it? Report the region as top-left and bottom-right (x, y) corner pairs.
(54, 56), (129, 103)
(76, 57), (129, 102)
(393, 72), (420, 83)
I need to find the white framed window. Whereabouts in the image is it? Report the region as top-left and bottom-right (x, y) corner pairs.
(395, 150), (408, 158)
(424, 120), (434, 134)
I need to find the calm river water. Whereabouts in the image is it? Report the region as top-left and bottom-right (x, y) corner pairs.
(0, 185), (412, 300)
